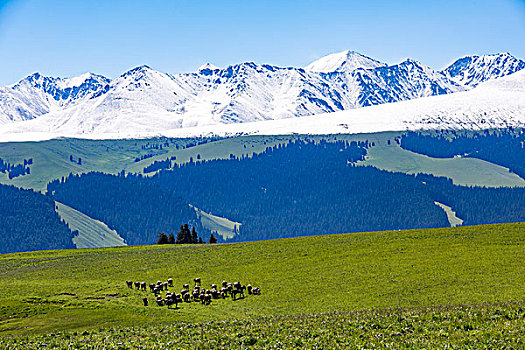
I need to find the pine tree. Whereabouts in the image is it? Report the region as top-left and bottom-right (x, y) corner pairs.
(183, 224), (191, 243)
(198, 237), (203, 244)
(209, 233), (217, 244)
(167, 233), (175, 244)
(157, 232), (168, 244)
(176, 225), (185, 244)
(191, 227), (198, 244)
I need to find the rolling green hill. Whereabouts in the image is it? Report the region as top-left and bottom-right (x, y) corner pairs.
(0, 135), (300, 192)
(1, 132), (524, 253)
(356, 141), (525, 187)
(1, 132), (523, 193)
(1, 222), (524, 339)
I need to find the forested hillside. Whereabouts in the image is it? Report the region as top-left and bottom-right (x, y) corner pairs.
(0, 184), (75, 253)
(417, 173), (525, 224)
(47, 172), (204, 245)
(400, 129), (525, 178)
(153, 140), (448, 240)
(46, 139), (525, 243)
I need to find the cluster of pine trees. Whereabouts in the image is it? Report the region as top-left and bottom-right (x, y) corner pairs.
(0, 157), (32, 179)
(143, 158), (172, 174)
(157, 224), (217, 244)
(69, 155), (82, 165)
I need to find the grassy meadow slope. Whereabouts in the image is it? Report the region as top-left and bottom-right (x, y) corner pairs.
(357, 141), (525, 187)
(1, 132), (523, 193)
(0, 135), (300, 192)
(0, 222), (524, 337)
(191, 205), (241, 240)
(55, 201), (127, 249)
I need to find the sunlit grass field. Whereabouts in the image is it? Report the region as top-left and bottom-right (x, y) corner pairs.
(1, 222), (524, 344)
(2, 303), (524, 349)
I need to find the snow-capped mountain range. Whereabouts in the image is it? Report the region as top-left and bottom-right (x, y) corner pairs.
(2, 68), (523, 141)
(0, 73), (110, 123)
(0, 51), (523, 140)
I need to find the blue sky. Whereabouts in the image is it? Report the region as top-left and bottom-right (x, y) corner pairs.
(0, 0), (523, 85)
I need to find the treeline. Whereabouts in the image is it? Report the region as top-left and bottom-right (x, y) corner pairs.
(400, 129), (525, 178)
(0, 183), (75, 254)
(140, 136), (225, 151)
(47, 172), (206, 245)
(153, 138), (524, 240)
(47, 140), (438, 242)
(0, 157), (32, 179)
(144, 158), (173, 174)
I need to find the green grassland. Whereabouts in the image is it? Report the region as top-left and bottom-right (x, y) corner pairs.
(55, 201), (127, 249)
(1, 222), (524, 340)
(2, 303), (524, 349)
(356, 141), (525, 187)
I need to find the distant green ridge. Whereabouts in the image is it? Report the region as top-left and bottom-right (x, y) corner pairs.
(357, 141), (525, 187)
(55, 201), (126, 248)
(1, 133), (523, 192)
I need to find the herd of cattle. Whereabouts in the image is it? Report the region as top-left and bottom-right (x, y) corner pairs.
(125, 277), (261, 308)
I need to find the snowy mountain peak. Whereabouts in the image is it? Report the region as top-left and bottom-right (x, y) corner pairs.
(198, 63), (219, 72)
(306, 50), (387, 73)
(0, 71), (111, 123)
(119, 65), (155, 78)
(399, 58), (434, 70)
(15, 72), (109, 89)
(14, 72), (55, 89)
(442, 52), (525, 87)
(57, 73), (109, 89)
(401, 58), (422, 65)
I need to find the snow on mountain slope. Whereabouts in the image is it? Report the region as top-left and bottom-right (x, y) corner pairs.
(0, 58), (464, 132)
(1, 70), (523, 141)
(0, 72), (110, 123)
(324, 59), (464, 107)
(0, 51), (521, 136)
(306, 50), (387, 73)
(152, 69), (524, 138)
(442, 53), (525, 87)
(157, 69), (525, 138)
